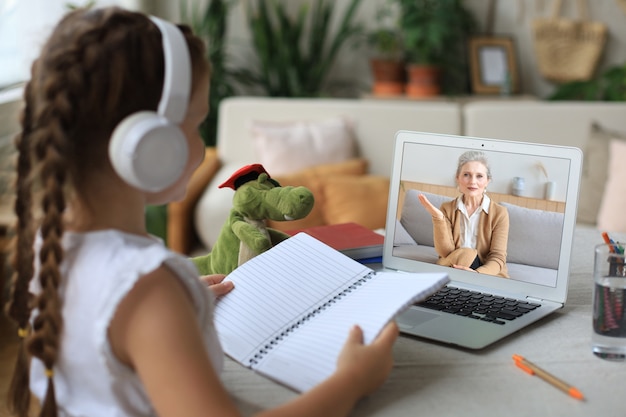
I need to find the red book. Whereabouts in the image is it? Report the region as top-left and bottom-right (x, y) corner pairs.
(286, 222), (384, 260)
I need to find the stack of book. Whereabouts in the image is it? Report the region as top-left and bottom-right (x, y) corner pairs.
(286, 222), (384, 261)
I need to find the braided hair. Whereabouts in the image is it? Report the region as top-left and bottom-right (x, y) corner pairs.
(4, 7), (208, 417)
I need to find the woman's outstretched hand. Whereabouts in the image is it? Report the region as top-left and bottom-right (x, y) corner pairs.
(452, 264), (478, 272)
(418, 193), (444, 220)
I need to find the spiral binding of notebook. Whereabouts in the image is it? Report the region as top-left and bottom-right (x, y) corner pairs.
(248, 272), (375, 365)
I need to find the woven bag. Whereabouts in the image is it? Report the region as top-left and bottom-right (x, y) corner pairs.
(532, 0), (607, 83)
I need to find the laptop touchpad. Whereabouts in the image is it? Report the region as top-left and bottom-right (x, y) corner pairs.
(397, 308), (439, 330)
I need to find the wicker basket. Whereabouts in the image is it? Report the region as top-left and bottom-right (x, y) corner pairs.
(532, 0), (607, 83)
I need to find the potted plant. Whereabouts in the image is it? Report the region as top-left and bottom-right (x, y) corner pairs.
(367, 3), (405, 96)
(395, 0), (476, 97)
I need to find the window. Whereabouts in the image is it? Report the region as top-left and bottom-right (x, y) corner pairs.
(0, 0), (134, 90)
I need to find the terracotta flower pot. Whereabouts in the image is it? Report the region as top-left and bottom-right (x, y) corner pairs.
(405, 64), (441, 97)
(370, 59), (405, 96)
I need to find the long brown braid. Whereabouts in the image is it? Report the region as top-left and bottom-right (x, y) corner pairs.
(4, 7), (208, 417)
(6, 63), (37, 417)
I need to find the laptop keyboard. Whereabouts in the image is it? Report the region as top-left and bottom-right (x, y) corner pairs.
(416, 286), (542, 325)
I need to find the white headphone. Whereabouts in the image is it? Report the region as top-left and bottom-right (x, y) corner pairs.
(108, 16), (191, 192)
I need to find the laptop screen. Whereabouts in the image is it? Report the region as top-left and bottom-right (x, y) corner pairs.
(383, 131), (582, 302)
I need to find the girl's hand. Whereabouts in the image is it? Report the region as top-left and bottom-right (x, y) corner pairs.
(418, 193), (444, 220)
(335, 321), (399, 397)
(200, 274), (234, 297)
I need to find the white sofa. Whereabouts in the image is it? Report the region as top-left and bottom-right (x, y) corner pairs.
(194, 97), (626, 253)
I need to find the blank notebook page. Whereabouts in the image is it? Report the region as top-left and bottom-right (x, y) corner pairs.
(214, 233), (372, 364)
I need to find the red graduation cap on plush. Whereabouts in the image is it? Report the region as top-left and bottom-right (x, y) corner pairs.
(218, 163), (280, 190)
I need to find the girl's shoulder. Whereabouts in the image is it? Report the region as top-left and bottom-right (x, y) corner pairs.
(60, 229), (208, 312)
(65, 229), (187, 272)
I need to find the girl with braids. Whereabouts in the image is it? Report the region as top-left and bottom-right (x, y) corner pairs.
(5, 6), (398, 417)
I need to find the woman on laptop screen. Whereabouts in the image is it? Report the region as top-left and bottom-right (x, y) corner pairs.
(418, 151), (510, 277)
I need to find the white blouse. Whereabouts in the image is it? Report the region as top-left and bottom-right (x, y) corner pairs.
(29, 230), (223, 417)
(456, 194), (491, 249)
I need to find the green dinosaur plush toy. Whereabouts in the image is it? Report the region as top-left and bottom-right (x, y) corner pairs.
(192, 164), (314, 275)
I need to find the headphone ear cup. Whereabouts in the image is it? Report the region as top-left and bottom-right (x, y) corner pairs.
(109, 111), (189, 192)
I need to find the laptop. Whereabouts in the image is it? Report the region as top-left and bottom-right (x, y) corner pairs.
(382, 131), (582, 349)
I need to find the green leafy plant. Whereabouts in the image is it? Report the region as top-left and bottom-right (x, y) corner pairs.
(241, 0), (364, 97)
(395, 0), (476, 94)
(367, 1), (402, 60)
(548, 63), (626, 101)
(396, 0), (474, 65)
(181, 0), (239, 147)
(367, 28), (403, 60)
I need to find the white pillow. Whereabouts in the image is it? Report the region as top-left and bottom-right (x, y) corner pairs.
(251, 117), (357, 176)
(597, 138), (626, 233)
(578, 122), (626, 225)
(502, 202), (563, 269)
(400, 189), (452, 247)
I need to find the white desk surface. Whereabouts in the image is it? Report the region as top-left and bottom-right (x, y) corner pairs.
(220, 226), (626, 417)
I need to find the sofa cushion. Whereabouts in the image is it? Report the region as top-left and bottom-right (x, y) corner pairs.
(597, 138), (626, 233)
(321, 175), (390, 229)
(268, 158), (368, 231)
(251, 116), (357, 176)
(393, 219), (417, 246)
(501, 203), (563, 269)
(400, 189), (452, 247)
(578, 122), (626, 225)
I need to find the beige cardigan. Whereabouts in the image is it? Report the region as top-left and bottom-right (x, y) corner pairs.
(432, 197), (509, 278)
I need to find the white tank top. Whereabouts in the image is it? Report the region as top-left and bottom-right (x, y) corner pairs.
(29, 230), (223, 417)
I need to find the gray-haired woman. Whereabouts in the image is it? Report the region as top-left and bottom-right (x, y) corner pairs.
(419, 151), (509, 277)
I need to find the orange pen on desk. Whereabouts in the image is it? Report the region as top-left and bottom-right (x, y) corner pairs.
(512, 354), (585, 401)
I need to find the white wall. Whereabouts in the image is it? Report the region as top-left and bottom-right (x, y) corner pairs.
(399, 142), (570, 202)
(159, 0), (626, 99)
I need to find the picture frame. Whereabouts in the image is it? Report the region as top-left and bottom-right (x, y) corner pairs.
(468, 37), (519, 95)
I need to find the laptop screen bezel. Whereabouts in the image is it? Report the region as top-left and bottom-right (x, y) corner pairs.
(382, 131), (583, 303)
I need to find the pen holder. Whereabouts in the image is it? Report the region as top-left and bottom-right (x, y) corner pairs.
(592, 243), (626, 361)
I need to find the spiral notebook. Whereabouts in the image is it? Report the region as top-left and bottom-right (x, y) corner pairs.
(213, 232), (448, 392)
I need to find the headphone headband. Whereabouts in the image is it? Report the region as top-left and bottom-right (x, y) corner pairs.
(149, 16), (191, 123)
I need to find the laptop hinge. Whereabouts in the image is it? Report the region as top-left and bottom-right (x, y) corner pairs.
(526, 296), (544, 303)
